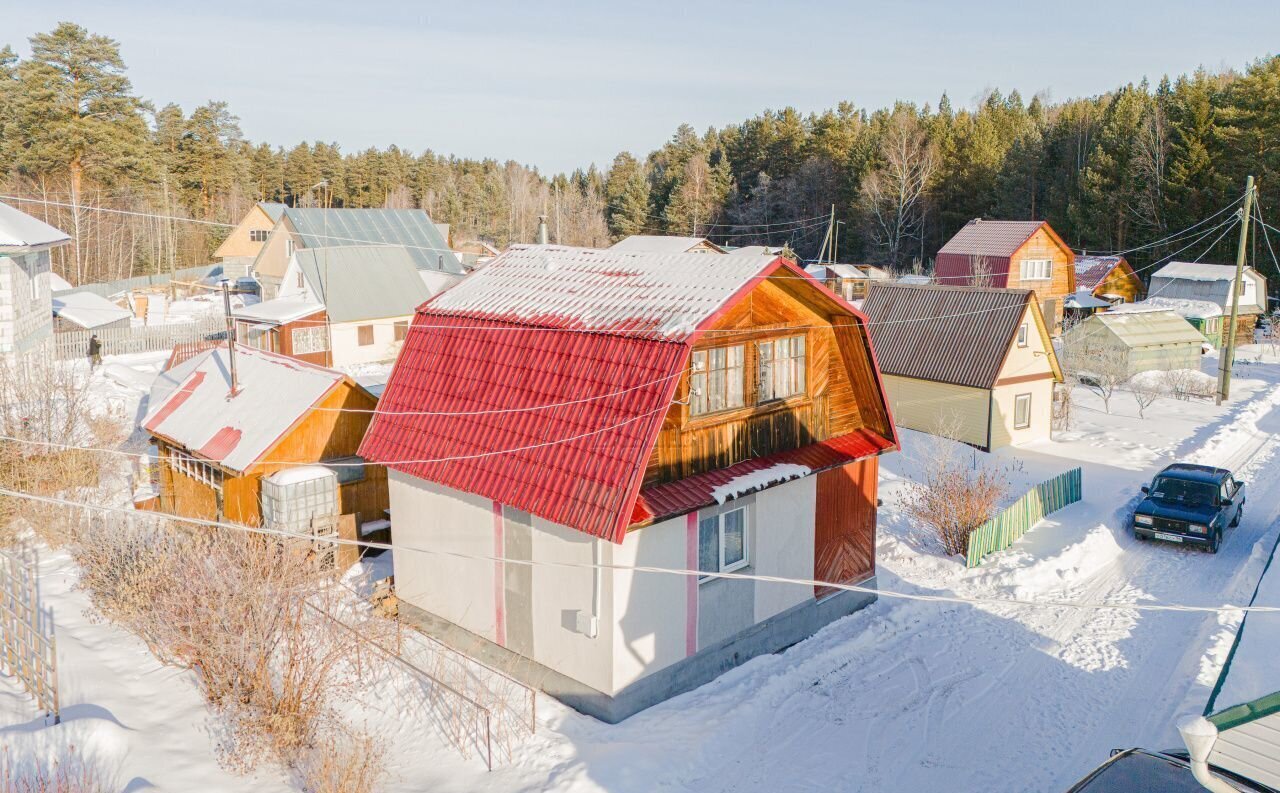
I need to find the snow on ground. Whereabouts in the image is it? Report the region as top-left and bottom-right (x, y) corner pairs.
(5, 348), (1280, 792)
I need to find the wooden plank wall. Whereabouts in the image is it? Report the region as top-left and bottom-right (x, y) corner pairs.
(813, 457), (878, 598)
(1006, 227), (1075, 332)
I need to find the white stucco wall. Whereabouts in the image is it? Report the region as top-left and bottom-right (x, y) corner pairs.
(329, 319), (408, 365)
(751, 476), (816, 621)
(0, 252), (53, 355)
(610, 515), (688, 693)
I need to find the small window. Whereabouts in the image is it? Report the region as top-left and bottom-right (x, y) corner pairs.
(291, 325), (328, 354)
(698, 507), (748, 580)
(286, 238), (295, 256)
(758, 336), (807, 402)
(29, 272), (39, 302)
(357, 325), (374, 346)
(1014, 393), (1032, 430)
(1017, 323), (1029, 347)
(690, 345), (745, 416)
(322, 455), (367, 485)
(296, 271), (304, 289)
(250, 229), (270, 243)
(394, 320), (409, 342)
(1020, 259), (1052, 281)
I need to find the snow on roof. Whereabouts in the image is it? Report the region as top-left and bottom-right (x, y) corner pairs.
(1063, 291), (1112, 309)
(51, 291), (133, 329)
(232, 298), (325, 324)
(897, 274), (932, 285)
(608, 235), (724, 254)
(0, 201), (72, 251)
(808, 263), (866, 280)
(1108, 296), (1223, 319)
(48, 271), (73, 292)
(1085, 310), (1207, 347)
(726, 245), (782, 256)
(424, 244), (787, 340)
(1073, 255), (1125, 292)
(1208, 552), (1280, 713)
(710, 463), (811, 504)
(1152, 261), (1243, 282)
(143, 346), (347, 473)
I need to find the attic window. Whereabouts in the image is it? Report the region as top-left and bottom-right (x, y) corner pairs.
(690, 346), (744, 416)
(1020, 259), (1052, 281)
(758, 336), (807, 401)
(1017, 323), (1029, 347)
(250, 229), (269, 243)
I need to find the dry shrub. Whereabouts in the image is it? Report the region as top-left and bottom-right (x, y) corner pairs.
(71, 515), (389, 782)
(0, 746), (109, 793)
(1162, 368), (1216, 401)
(295, 728), (385, 793)
(901, 424), (1010, 556)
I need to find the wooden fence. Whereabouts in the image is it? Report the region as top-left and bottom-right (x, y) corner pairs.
(52, 316), (226, 361)
(0, 543), (59, 722)
(965, 467), (1083, 568)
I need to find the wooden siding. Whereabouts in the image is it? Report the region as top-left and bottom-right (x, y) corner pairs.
(1006, 227), (1075, 333)
(214, 205), (276, 261)
(641, 277), (890, 487)
(237, 310), (331, 367)
(1092, 262), (1143, 305)
(881, 374), (990, 448)
(813, 457), (877, 598)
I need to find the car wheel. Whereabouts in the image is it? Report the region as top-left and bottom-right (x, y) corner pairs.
(1209, 530), (1222, 554)
(1231, 506), (1242, 528)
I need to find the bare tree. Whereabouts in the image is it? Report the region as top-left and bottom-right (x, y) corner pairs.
(1063, 339), (1130, 414)
(860, 110), (937, 268)
(969, 254), (995, 288)
(1130, 375), (1164, 418)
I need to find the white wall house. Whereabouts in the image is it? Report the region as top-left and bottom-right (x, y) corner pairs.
(359, 244), (898, 722)
(0, 202), (71, 356)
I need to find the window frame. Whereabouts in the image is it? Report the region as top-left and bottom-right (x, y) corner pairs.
(1013, 393), (1032, 430)
(689, 344), (745, 417)
(393, 320), (409, 342)
(1017, 323), (1029, 347)
(1019, 259), (1052, 281)
(757, 334), (807, 403)
(697, 506), (749, 583)
(250, 229), (270, 243)
(357, 324), (375, 346)
(291, 325), (328, 355)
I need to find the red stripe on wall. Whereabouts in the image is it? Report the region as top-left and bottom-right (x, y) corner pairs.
(493, 500), (506, 648)
(686, 512), (698, 657)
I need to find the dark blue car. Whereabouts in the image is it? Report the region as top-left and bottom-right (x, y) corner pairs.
(1132, 464), (1245, 553)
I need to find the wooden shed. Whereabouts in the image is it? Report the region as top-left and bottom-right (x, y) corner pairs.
(861, 284), (1063, 451)
(142, 344), (387, 529)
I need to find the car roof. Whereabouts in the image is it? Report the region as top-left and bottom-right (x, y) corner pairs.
(1068, 749), (1274, 792)
(1158, 463), (1232, 484)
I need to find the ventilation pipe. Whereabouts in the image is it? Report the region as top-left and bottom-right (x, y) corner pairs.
(1178, 715), (1236, 793)
(220, 279), (240, 397)
(536, 215), (549, 245)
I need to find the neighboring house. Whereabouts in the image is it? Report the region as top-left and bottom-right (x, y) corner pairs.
(860, 284), (1063, 451)
(855, 264), (894, 281)
(359, 244), (898, 723)
(1148, 261), (1267, 347)
(252, 208), (463, 298)
(1073, 255), (1144, 306)
(806, 263), (869, 301)
(143, 345), (387, 527)
(0, 201), (70, 356)
(452, 239), (501, 270)
(232, 299), (331, 366)
(608, 235), (727, 254)
(52, 292), (132, 332)
(896, 274), (932, 285)
(213, 202), (287, 268)
(934, 219), (1076, 333)
(272, 245), (433, 366)
(1109, 296), (1225, 348)
(1061, 310), (1206, 376)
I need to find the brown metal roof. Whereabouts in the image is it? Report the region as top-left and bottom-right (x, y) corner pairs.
(937, 219), (1046, 258)
(861, 284), (1034, 389)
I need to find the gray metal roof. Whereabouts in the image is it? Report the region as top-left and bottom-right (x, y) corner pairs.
(295, 246), (433, 323)
(259, 202), (287, 223)
(937, 219), (1045, 258)
(860, 284), (1034, 389)
(1148, 265), (1265, 313)
(1067, 310), (1206, 349)
(282, 207), (463, 274)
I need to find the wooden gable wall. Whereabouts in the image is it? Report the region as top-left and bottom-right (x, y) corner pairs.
(1006, 226), (1075, 332)
(641, 276), (892, 487)
(1093, 261), (1144, 304)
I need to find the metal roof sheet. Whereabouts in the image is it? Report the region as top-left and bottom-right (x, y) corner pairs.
(51, 292), (133, 329)
(1109, 296), (1222, 319)
(144, 346), (347, 473)
(860, 284), (1033, 389)
(1153, 261), (1240, 282)
(232, 298), (326, 325)
(608, 235), (724, 254)
(0, 201), (71, 251)
(1077, 310), (1207, 348)
(1074, 255), (1126, 292)
(425, 244), (783, 340)
(282, 208), (463, 274)
(937, 219), (1045, 258)
(294, 246), (432, 323)
(259, 202), (287, 223)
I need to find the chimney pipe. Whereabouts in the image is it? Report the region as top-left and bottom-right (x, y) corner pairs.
(221, 280), (240, 396)
(537, 215), (549, 245)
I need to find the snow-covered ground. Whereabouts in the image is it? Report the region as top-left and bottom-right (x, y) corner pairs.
(4, 348), (1280, 792)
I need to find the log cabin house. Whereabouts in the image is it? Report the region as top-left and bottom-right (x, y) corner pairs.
(359, 244), (898, 722)
(934, 219), (1076, 333)
(1073, 255), (1144, 307)
(142, 344), (388, 528)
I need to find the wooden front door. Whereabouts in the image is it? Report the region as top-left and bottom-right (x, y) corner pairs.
(813, 457), (878, 599)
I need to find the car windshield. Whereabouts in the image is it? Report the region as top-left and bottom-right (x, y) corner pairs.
(1071, 752), (1255, 792)
(1151, 477), (1217, 506)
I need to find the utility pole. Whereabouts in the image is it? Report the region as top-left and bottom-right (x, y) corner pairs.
(816, 204), (835, 264)
(221, 280), (240, 396)
(1216, 175), (1256, 405)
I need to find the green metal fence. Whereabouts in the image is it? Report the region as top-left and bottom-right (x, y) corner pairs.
(965, 467), (1083, 567)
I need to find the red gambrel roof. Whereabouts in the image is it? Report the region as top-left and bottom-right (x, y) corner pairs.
(360, 244), (894, 544)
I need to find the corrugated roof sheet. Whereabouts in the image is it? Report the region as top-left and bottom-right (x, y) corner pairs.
(0, 201), (71, 251)
(633, 430), (894, 526)
(360, 245), (893, 543)
(294, 246), (432, 323)
(1109, 296), (1222, 319)
(1152, 261), (1238, 282)
(937, 220), (1045, 258)
(283, 207), (463, 274)
(425, 244), (781, 340)
(609, 235), (724, 254)
(1081, 310), (1207, 348)
(144, 346), (347, 473)
(259, 202), (287, 223)
(1074, 255), (1125, 292)
(860, 284), (1032, 389)
(52, 292), (133, 329)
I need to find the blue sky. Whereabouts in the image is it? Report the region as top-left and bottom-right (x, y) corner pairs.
(6, 1), (1279, 174)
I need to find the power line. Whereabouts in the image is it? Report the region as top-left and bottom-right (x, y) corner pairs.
(9, 487), (1280, 616)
